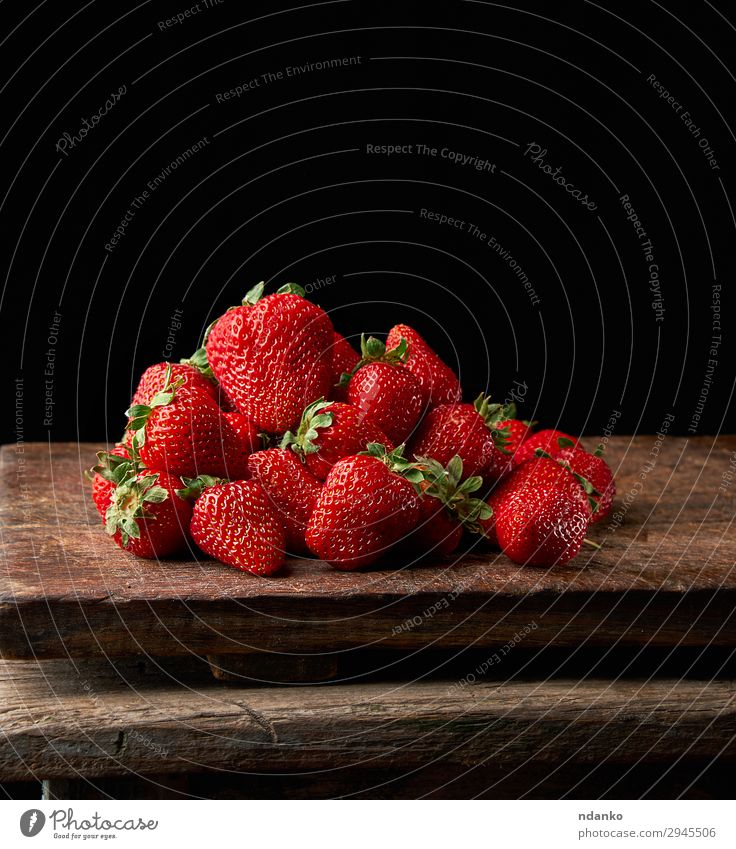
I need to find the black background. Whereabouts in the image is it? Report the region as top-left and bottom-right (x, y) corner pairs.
(2, 0), (734, 445)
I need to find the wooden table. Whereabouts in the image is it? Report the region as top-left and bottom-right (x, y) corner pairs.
(1, 436), (735, 798)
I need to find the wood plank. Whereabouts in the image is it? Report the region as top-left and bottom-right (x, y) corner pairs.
(0, 658), (734, 781)
(0, 437), (735, 659)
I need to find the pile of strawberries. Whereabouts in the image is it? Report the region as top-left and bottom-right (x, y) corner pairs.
(90, 282), (615, 574)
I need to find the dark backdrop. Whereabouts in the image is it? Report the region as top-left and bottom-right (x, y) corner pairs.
(2, 0), (734, 445)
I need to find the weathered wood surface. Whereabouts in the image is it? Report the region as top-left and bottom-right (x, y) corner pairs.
(0, 437), (734, 659)
(1, 657), (734, 781)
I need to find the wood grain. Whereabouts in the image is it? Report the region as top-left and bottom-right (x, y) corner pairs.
(1, 657), (734, 781)
(1, 437), (735, 659)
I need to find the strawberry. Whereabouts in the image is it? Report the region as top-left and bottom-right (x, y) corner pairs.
(305, 443), (422, 570)
(125, 367), (258, 479)
(102, 469), (192, 559)
(513, 429), (581, 466)
(281, 398), (393, 480)
(247, 448), (322, 553)
(205, 282), (334, 433)
(325, 331), (360, 401)
(497, 415), (534, 455)
(480, 456), (593, 549)
(477, 406), (534, 483)
(494, 481), (590, 566)
(130, 361), (218, 408)
(90, 445), (134, 518)
(341, 336), (423, 445)
(187, 478), (285, 575)
(386, 323), (461, 408)
(409, 393), (512, 483)
(557, 445), (616, 524)
(403, 456), (491, 556)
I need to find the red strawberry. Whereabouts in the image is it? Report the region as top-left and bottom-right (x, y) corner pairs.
(513, 429), (581, 466)
(247, 448), (322, 553)
(281, 398), (393, 480)
(498, 416), (534, 455)
(480, 456), (592, 550)
(557, 445), (616, 524)
(403, 456), (491, 556)
(131, 362), (218, 408)
(342, 336), (423, 445)
(126, 377), (257, 479)
(478, 408), (534, 483)
(494, 482), (590, 566)
(409, 393), (512, 483)
(221, 411), (262, 454)
(102, 469), (192, 559)
(90, 445), (133, 518)
(305, 444), (422, 570)
(205, 282), (334, 433)
(386, 323), (461, 408)
(188, 479), (285, 575)
(325, 331), (360, 401)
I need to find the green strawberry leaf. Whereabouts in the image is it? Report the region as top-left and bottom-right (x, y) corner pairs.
(180, 346), (214, 379)
(281, 398), (334, 456)
(384, 336), (409, 364)
(276, 282), (306, 297)
(243, 281), (265, 305)
(557, 436), (576, 449)
(446, 455), (463, 487)
(175, 475), (226, 500)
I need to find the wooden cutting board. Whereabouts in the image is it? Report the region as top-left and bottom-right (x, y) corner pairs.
(1, 436), (734, 660)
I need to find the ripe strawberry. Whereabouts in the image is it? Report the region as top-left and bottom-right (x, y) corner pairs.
(494, 482), (590, 566)
(324, 331), (360, 401)
(480, 456), (592, 548)
(342, 336), (423, 445)
(103, 469), (192, 559)
(247, 448), (322, 553)
(90, 444), (134, 518)
(513, 429), (581, 466)
(557, 445), (616, 524)
(478, 406), (534, 483)
(497, 414), (534, 455)
(281, 398), (393, 480)
(125, 365), (258, 479)
(130, 362), (218, 408)
(205, 282), (334, 433)
(386, 323), (461, 408)
(305, 444), (422, 570)
(188, 479), (285, 575)
(409, 393), (512, 483)
(403, 456), (491, 556)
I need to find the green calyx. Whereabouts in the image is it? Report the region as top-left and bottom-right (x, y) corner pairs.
(175, 475), (227, 500)
(280, 398), (334, 457)
(534, 447), (601, 514)
(276, 282), (306, 297)
(104, 473), (169, 548)
(242, 281), (265, 305)
(362, 442), (425, 488)
(416, 454), (492, 532)
(89, 449), (139, 487)
(472, 392), (516, 453)
(180, 345), (214, 379)
(241, 281), (306, 307)
(338, 334), (410, 389)
(125, 363), (182, 450)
